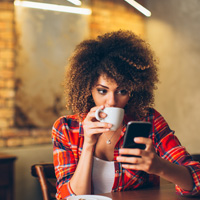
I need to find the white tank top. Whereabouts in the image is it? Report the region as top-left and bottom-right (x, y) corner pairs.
(92, 156), (115, 194)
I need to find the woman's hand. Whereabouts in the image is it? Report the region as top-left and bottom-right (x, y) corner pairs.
(82, 105), (112, 147)
(117, 137), (194, 191)
(117, 137), (162, 175)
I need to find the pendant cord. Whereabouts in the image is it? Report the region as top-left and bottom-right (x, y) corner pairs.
(103, 132), (115, 144)
(103, 123), (125, 144)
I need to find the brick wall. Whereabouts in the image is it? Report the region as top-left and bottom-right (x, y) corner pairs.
(0, 1), (51, 147)
(90, 0), (145, 38)
(0, 0), (145, 148)
(0, 1), (15, 130)
(0, 1), (15, 147)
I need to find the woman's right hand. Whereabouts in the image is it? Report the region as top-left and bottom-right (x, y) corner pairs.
(82, 105), (112, 147)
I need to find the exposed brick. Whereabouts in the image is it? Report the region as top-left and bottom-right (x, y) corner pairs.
(0, 0), (145, 148)
(0, 108), (14, 118)
(4, 60), (15, 69)
(8, 118), (14, 126)
(0, 40), (6, 48)
(0, 49), (14, 61)
(35, 136), (52, 144)
(0, 98), (6, 107)
(5, 79), (15, 88)
(4, 40), (15, 49)
(31, 129), (51, 137)
(0, 31), (14, 40)
(0, 11), (14, 21)
(0, 60), (5, 68)
(0, 119), (13, 129)
(0, 2), (14, 11)
(0, 138), (6, 147)
(0, 118), (10, 128)
(0, 20), (14, 31)
(0, 128), (30, 138)
(0, 79), (5, 88)
(5, 98), (15, 107)
(0, 69), (14, 78)
(6, 137), (22, 147)
(0, 89), (15, 98)
(90, 0), (145, 39)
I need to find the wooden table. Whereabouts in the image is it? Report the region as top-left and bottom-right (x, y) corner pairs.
(0, 153), (17, 200)
(101, 181), (200, 200)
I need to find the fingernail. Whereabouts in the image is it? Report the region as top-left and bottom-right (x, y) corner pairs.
(102, 113), (107, 117)
(134, 137), (139, 142)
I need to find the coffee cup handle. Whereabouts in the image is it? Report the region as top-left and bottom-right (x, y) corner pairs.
(95, 108), (104, 121)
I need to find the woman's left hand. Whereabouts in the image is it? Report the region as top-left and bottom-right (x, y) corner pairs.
(117, 137), (162, 175)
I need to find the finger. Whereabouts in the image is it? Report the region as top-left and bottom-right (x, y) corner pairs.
(117, 155), (141, 164)
(134, 137), (149, 144)
(99, 112), (107, 119)
(134, 137), (154, 150)
(88, 121), (112, 129)
(85, 111), (98, 122)
(119, 148), (143, 157)
(89, 128), (111, 134)
(86, 105), (105, 121)
(121, 163), (142, 170)
(90, 105), (105, 112)
(92, 105), (107, 120)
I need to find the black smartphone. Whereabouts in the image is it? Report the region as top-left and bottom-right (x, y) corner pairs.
(122, 121), (152, 149)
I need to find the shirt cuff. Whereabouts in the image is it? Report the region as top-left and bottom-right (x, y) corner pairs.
(175, 166), (200, 196)
(59, 181), (76, 199)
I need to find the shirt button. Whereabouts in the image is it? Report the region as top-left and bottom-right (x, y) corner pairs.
(116, 170), (119, 173)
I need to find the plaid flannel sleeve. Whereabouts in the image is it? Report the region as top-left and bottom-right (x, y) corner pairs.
(174, 148), (200, 196)
(52, 117), (77, 199)
(153, 110), (200, 196)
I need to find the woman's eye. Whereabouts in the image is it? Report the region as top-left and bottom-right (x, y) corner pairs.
(117, 90), (128, 95)
(97, 89), (107, 94)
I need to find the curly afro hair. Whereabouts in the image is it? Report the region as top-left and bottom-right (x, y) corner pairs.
(64, 30), (159, 120)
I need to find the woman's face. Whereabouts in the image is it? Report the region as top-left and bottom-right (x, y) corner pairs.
(91, 75), (130, 108)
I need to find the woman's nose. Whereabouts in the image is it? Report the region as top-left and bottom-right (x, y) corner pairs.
(106, 92), (116, 107)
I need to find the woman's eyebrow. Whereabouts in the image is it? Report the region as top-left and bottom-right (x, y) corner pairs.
(96, 84), (109, 89)
(96, 84), (121, 90)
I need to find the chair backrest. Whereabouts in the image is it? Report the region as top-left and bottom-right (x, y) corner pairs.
(31, 163), (57, 200)
(192, 154), (200, 162)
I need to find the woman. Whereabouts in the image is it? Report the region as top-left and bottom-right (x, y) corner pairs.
(52, 30), (200, 199)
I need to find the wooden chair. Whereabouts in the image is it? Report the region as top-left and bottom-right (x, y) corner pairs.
(31, 163), (57, 200)
(192, 154), (200, 162)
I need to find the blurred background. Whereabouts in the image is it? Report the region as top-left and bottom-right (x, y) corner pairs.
(0, 0), (200, 199)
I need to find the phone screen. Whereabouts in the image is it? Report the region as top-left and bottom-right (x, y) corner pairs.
(122, 121), (152, 149)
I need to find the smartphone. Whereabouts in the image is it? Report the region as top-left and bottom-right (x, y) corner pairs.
(122, 121), (152, 149)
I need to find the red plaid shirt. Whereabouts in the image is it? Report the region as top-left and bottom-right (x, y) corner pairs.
(52, 108), (200, 199)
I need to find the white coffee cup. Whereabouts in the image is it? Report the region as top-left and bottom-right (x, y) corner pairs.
(67, 196), (97, 200)
(95, 107), (124, 131)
